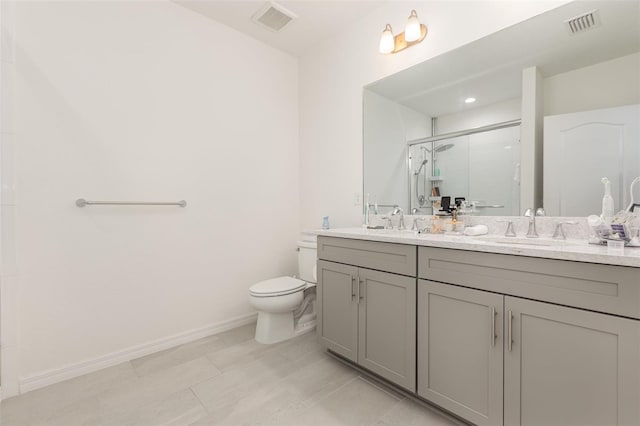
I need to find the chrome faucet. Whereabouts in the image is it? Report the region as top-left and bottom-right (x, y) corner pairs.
(381, 216), (393, 229)
(524, 208), (538, 238)
(497, 219), (517, 237)
(412, 217), (427, 232)
(552, 220), (577, 240)
(391, 207), (406, 230)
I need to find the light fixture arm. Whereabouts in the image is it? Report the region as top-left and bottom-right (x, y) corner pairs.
(391, 23), (427, 53)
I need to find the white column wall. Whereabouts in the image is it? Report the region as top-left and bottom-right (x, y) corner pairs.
(1, 0), (19, 398)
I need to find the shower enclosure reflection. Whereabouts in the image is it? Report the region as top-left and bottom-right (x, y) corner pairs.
(411, 143), (453, 211)
(409, 124), (521, 216)
(362, 86), (522, 216)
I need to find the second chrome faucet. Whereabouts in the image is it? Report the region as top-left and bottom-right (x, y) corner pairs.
(391, 207), (406, 230)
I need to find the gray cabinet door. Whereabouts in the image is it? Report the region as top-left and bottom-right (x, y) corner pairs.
(418, 280), (504, 426)
(316, 260), (359, 362)
(357, 268), (416, 391)
(505, 296), (640, 426)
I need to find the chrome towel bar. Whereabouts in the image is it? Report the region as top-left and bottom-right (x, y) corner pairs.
(76, 199), (186, 208)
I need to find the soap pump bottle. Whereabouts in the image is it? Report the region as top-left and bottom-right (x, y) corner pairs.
(322, 216), (330, 230)
(601, 177), (614, 225)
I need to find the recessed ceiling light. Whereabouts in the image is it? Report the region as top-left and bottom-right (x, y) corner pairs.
(465, 97), (476, 104)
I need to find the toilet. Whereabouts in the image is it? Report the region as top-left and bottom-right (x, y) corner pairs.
(249, 239), (317, 344)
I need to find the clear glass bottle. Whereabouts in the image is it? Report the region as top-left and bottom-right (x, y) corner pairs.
(431, 216), (443, 234)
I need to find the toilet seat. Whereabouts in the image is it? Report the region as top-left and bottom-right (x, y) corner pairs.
(249, 276), (307, 298)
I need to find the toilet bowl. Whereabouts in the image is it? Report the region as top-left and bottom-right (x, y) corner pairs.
(249, 239), (317, 344)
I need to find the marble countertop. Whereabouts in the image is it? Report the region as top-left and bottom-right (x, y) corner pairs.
(316, 227), (640, 268)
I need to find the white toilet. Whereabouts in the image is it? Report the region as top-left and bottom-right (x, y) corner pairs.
(249, 239), (317, 344)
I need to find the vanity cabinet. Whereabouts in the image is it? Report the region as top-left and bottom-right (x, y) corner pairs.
(317, 235), (640, 425)
(417, 247), (640, 426)
(316, 237), (416, 391)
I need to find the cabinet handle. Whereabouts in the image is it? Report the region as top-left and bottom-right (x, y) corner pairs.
(508, 310), (513, 352)
(351, 276), (356, 301)
(491, 307), (497, 347)
(358, 278), (364, 302)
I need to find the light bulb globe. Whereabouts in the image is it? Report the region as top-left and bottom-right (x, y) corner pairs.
(379, 24), (395, 54)
(405, 10), (422, 42)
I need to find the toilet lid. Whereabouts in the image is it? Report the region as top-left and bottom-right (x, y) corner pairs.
(249, 276), (307, 297)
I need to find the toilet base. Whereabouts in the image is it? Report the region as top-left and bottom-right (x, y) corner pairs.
(255, 311), (316, 344)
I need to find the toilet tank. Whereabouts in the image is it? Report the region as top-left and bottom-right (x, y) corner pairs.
(297, 240), (317, 283)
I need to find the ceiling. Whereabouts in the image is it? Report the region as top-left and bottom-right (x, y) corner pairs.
(174, 0), (387, 56)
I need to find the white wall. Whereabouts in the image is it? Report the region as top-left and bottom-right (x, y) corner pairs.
(12, 0), (299, 393)
(299, 1), (570, 230)
(544, 52), (640, 116)
(1, 0), (19, 397)
(363, 90), (430, 213)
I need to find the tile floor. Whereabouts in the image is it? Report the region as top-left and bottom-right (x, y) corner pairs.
(0, 323), (462, 425)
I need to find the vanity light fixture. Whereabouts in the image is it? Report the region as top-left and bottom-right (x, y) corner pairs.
(465, 97), (477, 104)
(379, 10), (427, 54)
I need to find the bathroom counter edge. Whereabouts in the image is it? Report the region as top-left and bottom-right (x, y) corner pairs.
(316, 228), (640, 268)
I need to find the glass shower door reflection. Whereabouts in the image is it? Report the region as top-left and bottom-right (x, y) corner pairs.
(468, 126), (521, 216)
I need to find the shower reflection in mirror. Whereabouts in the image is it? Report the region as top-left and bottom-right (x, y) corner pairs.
(408, 121), (521, 216)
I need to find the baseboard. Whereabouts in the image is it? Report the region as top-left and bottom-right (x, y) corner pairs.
(19, 312), (257, 394)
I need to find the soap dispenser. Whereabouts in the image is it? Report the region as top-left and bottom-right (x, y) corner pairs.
(601, 177), (614, 225)
(322, 216), (330, 230)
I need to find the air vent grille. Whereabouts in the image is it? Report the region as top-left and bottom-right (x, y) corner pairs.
(252, 2), (297, 32)
(565, 10), (601, 34)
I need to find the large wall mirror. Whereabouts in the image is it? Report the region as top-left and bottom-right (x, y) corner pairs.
(364, 0), (640, 217)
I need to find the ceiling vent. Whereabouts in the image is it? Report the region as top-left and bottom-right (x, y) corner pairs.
(252, 2), (297, 32)
(564, 10), (601, 35)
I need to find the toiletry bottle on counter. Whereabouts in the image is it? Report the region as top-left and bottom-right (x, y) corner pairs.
(588, 215), (607, 243)
(601, 177), (614, 225)
(452, 209), (464, 232)
(430, 216), (442, 234)
(322, 216), (330, 230)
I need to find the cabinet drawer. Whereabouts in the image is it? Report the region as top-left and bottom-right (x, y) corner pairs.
(418, 247), (640, 319)
(318, 236), (416, 276)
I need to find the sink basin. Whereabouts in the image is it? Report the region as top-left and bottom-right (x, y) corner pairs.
(472, 236), (583, 247)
